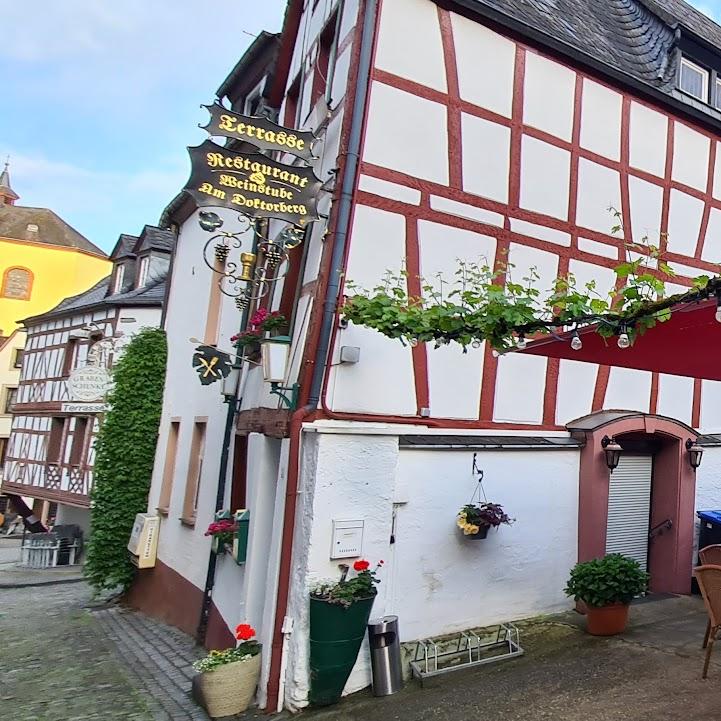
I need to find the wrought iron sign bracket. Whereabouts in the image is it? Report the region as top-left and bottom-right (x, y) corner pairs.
(270, 382), (300, 411)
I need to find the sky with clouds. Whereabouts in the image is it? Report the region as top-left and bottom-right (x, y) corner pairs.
(1, 0), (720, 253)
(0, 0), (286, 252)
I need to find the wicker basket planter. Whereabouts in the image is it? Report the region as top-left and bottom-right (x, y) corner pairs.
(193, 653), (261, 718)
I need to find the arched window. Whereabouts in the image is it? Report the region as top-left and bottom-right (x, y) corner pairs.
(1, 267), (33, 300)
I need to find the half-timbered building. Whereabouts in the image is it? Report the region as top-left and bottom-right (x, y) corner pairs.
(2, 225), (173, 530)
(133, 0), (721, 710)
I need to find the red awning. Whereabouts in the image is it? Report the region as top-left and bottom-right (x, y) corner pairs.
(521, 298), (721, 380)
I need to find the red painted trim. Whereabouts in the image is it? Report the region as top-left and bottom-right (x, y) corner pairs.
(619, 97), (633, 243)
(692, 378), (703, 428)
(509, 46), (526, 209)
(405, 217), (430, 410)
(437, 7), (462, 189)
(591, 366), (610, 411)
(659, 119), (675, 256)
(649, 372), (660, 414)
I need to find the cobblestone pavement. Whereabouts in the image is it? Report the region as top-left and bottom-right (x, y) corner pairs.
(0, 581), (208, 721)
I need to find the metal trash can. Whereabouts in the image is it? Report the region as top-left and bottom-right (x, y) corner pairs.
(367, 615), (403, 696)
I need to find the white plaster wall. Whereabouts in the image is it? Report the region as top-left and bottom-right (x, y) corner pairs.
(672, 122), (709, 192)
(575, 159), (621, 234)
(580, 79), (621, 161)
(702, 208), (721, 263)
(55, 504), (91, 535)
(629, 102), (668, 177)
(363, 82), (449, 184)
(568, 259), (617, 300)
(629, 175), (664, 244)
(604, 367), (652, 412)
(523, 52), (575, 141)
(493, 353), (547, 424)
(390, 447), (579, 640)
(519, 136), (570, 220)
(147, 207), (248, 631)
(556, 359), (598, 425)
(450, 12), (515, 117)
(696, 448), (721, 512)
(374, 0), (446, 91)
(461, 114), (510, 203)
(329, 205), (416, 415)
(666, 189), (704, 256)
(700, 381), (721, 433)
(656, 374), (694, 427)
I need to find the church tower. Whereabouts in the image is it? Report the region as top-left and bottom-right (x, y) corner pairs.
(0, 159), (19, 207)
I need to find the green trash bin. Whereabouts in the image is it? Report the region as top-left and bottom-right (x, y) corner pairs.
(309, 595), (376, 706)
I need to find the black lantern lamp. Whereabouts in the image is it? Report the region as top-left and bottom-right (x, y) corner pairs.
(601, 435), (622, 470)
(686, 438), (704, 470)
(198, 211), (223, 232)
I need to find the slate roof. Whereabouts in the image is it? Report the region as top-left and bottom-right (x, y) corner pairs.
(0, 205), (106, 257)
(136, 225), (174, 253)
(23, 273), (168, 324)
(467, 0), (721, 118)
(111, 234), (139, 260)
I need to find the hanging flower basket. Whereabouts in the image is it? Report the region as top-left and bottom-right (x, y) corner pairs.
(204, 518), (238, 555)
(457, 463), (513, 540)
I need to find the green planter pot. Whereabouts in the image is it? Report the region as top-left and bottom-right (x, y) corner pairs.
(309, 595), (376, 706)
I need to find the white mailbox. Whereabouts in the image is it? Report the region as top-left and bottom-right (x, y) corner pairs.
(330, 519), (364, 559)
(128, 513), (159, 569)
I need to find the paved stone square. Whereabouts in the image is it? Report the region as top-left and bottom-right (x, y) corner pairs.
(5, 580), (721, 721)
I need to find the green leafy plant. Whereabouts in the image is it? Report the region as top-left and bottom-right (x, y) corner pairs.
(84, 328), (167, 592)
(565, 554), (649, 608)
(193, 624), (260, 672)
(342, 213), (718, 351)
(310, 559), (383, 607)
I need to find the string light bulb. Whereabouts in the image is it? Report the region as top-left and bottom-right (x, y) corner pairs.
(516, 334), (527, 350)
(715, 289), (721, 323)
(617, 325), (630, 349)
(571, 332), (583, 351)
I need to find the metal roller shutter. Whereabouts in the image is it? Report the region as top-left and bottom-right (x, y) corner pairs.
(605, 454), (652, 571)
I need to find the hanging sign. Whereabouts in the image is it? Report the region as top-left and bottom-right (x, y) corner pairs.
(183, 140), (322, 226)
(61, 402), (108, 414)
(192, 345), (232, 385)
(67, 366), (112, 402)
(201, 103), (318, 162)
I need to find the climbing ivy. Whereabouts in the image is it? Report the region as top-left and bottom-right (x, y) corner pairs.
(85, 327), (167, 592)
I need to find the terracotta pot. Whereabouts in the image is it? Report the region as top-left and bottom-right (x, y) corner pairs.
(585, 602), (630, 636)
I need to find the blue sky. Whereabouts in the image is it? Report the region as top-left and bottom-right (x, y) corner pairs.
(1, 0), (720, 253)
(0, 0), (286, 252)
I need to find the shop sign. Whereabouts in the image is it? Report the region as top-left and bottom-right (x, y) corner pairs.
(193, 345), (232, 385)
(201, 103), (317, 162)
(183, 140), (322, 226)
(61, 402), (108, 413)
(67, 366), (112, 402)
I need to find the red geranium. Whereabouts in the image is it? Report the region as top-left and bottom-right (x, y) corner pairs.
(353, 559), (370, 572)
(235, 623), (256, 641)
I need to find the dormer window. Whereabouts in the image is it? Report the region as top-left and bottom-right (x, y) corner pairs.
(113, 263), (125, 294)
(679, 57), (709, 102)
(137, 256), (150, 288)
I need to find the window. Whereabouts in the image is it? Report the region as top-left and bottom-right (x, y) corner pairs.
(1, 267), (33, 300)
(137, 256), (150, 288)
(158, 421), (180, 513)
(230, 434), (248, 513)
(715, 77), (721, 109)
(0, 438), (6, 469)
(12, 348), (23, 369)
(69, 417), (88, 466)
(181, 419), (206, 523)
(46, 417), (66, 463)
(680, 57), (709, 101)
(3, 386), (17, 414)
(312, 13), (338, 106)
(61, 339), (78, 377)
(284, 76), (301, 128)
(112, 264), (126, 294)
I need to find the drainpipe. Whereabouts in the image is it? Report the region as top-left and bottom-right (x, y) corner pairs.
(265, 0), (379, 710)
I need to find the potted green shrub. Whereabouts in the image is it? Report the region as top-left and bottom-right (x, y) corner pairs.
(565, 554), (649, 636)
(309, 560), (383, 706)
(457, 502), (513, 539)
(191, 623), (261, 717)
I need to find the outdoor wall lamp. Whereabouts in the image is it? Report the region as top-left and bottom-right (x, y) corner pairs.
(601, 435), (622, 471)
(686, 438), (704, 470)
(260, 335), (299, 410)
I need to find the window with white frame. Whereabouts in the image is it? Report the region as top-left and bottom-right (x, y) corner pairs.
(137, 256), (150, 288)
(715, 77), (721, 109)
(112, 263), (125, 294)
(679, 57), (709, 102)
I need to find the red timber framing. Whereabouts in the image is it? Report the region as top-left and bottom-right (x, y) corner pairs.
(327, 0), (721, 431)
